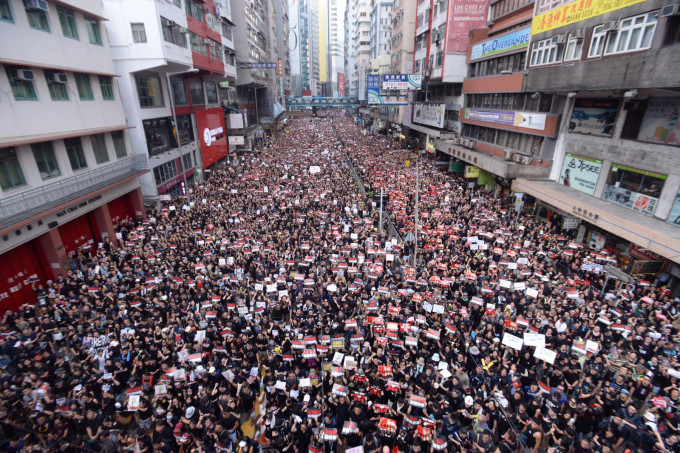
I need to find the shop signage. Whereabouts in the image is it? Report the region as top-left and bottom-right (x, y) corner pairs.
(228, 136), (245, 146)
(447, 0), (489, 52)
(562, 217), (582, 230)
(277, 58), (283, 77)
(381, 74), (422, 90)
(368, 94), (409, 105)
(464, 108), (546, 131)
(55, 195), (102, 218)
(413, 104), (446, 129)
(668, 192), (680, 227)
(559, 153), (602, 195)
(531, 0), (647, 35)
(638, 98), (680, 147)
(604, 185), (659, 216)
(338, 73), (345, 97)
(470, 27), (531, 61)
(196, 108), (229, 168)
(569, 99), (619, 136)
(465, 166), (480, 178)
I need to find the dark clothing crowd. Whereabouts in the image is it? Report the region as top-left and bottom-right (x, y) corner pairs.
(1, 115), (680, 453)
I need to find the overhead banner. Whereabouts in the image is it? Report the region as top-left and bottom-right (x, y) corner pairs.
(367, 74), (380, 100)
(470, 27), (531, 61)
(368, 94), (409, 105)
(559, 153), (602, 195)
(446, 0), (489, 53)
(637, 98), (680, 147)
(531, 0), (647, 35)
(569, 99), (619, 136)
(338, 73), (345, 97)
(464, 108), (546, 131)
(465, 166), (479, 178)
(413, 104), (446, 129)
(196, 107), (228, 168)
(381, 74), (422, 90)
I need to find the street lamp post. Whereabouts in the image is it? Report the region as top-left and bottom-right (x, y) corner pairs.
(166, 68), (199, 203)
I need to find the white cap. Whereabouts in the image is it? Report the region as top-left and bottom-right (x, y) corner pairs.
(465, 396), (474, 406)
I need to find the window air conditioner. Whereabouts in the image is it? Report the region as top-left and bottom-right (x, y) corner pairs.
(165, 19), (177, 28)
(204, 38), (212, 44)
(602, 20), (619, 31)
(661, 3), (679, 16)
(25, 0), (49, 11)
(47, 72), (68, 84)
(551, 34), (566, 44)
(12, 69), (35, 81)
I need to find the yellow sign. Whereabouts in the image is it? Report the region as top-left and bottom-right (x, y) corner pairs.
(405, 160), (411, 167)
(465, 166), (480, 179)
(531, 0), (647, 35)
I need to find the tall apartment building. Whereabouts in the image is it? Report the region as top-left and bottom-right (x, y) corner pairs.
(443, 0), (553, 197)
(326, 0), (346, 97)
(0, 0), (148, 308)
(273, 0), (292, 102)
(387, 0), (417, 135)
(289, 0), (321, 96)
(103, 0), (236, 201)
(514, 0), (680, 274)
(343, 2), (357, 97)
(370, 0), (393, 62)
(353, 0), (372, 101)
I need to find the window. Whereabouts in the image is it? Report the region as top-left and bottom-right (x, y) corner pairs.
(25, 1), (49, 32)
(587, 25), (606, 57)
(177, 114), (194, 145)
(221, 21), (232, 40)
(91, 134), (109, 164)
(189, 79), (204, 105)
(154, 161), (178, 184)
(144, 118), (177, 155)
(190, 31), (207, 54)
(1, 0), (13, 22)
(112, 131), (127, 158)
(205, 82), (218, 104)
(135, 74), (164, 107)
(131, 23), (147, 43)
(74, 73), (94, 100)
(32, 142), (61, 179)
(64, 138), (87, 171)
(170, 79), (188, 105)
(173, 0), (181, 6)
(604, 164), (666, 216)
(435, 51), (443, 68)
(185, 0), (204, 22)
(182, 153), (192, 170)
(605, 12), (658, 55)
(161, 17), (188, 48)
(663, 16), (680, 46)
(0, 148), (26, 190)
(85, 17), (102, 45)
(530, 38), (563, 66)
(58, 7), (78, 39)
(45, 71), (69, 100)
(6, 67), (37, 100)
(564, 36), (583, 61)
(99, 76), (114, 100)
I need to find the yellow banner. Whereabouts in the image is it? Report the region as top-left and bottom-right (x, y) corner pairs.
(465, 166), (480, 179)
(531, 0), (647, 35)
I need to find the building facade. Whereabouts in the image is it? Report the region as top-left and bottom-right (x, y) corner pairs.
(370, 0), (393, 61)
(326, 0), (346, 97)
(0, 0), (148, 308)
(343, 2), (357, 97)
(103, 0), (236, 201)
(515, 0), (680, 274)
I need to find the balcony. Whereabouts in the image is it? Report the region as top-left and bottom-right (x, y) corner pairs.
(0, 154), (149, 230)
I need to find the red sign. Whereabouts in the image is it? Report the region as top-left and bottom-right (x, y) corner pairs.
(195, 108), (228, 168)
(446, 0), (489, 53)
(302, 90), (312, 96)
(277, 58), (283, 77)
(338, 73), (345, 97)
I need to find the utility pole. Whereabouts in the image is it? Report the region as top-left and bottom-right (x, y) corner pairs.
(413, 156), (419, 268)
(379, 187), (384, 235)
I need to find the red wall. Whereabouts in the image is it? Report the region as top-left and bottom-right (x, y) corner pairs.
(0, 241), (49, 312)
(58, 214), (97, 254)
(107, 192), (137, 226)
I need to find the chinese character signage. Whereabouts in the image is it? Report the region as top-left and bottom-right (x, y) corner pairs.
(381, 74), (422, 90)
(464, 108), (547, 131)
(446, 0), (489, 53)
(338, 73), (345, 97)
(531, 0), (647, 35)
(470, 27), (531, 61)
(569, 99), (619, 136)
(559, 153), (603, 195)
(637, 98), (680, 147)
(277, 58), (283, 77)
(413, 104), (446, 129)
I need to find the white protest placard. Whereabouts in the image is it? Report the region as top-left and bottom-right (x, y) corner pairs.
(299, 378), (311, 387)
(500, 279), (512, 289)
(195, 330), (206, 342)
(266, 284), (277, 293)
(467, 236), (479, 243)
(480, 243), (488, 250)
(219, 258), (226, 266)
(154, 384), (167, 398)
(507, 262), (518, 270)
(517, 257), (529, 265)
(502, 333), (524, 350)
(470, 244), (479, 251)
(534, 347), (557, 364)
(585, 340), (600, 354)
(344, 357), (357, 370)
(346, 447), (364, 453)
(422, 302), (433, 313)
(275, 381), (286, 390)
(309, 166), (321, 174)
(514, 282), (526, 291)
(386, 253), (394, 262)
(523, 332), (546, 348)
(255, 283), (264, 291)
(432, 304), (445, 314)
(526, 288), (539, 298)
(332, 352), (345, 365)
(127, 394), (140, 412)
(278, 290), (289, 298)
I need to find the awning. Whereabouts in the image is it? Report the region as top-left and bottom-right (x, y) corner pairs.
(513, 178), (680, 263)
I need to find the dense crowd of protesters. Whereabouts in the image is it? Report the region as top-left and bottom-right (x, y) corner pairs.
(1, 115), (680, 453)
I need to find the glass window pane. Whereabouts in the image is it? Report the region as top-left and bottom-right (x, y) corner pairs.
(136, 75), (164, 107)
(131, 23), (147, 43)
(58, 7), (78, 39)
(31, 142), (61, 179)
(171, 79), (188, 105)
(0, 0), (13, 22)
(26, 7), (49, 32)
(91, 134), (109, 164)
(64, 138), (87, 170)
(190, 80), (204, 104)
(0, 147), (26, 190)
(75, 74), (94, 100)
(86, 17), (102, 45)
(112, 131), (127, 158)
(99, 76), (114, 100)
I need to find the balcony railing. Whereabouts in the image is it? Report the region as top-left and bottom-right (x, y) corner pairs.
(0, 154), (149, 230)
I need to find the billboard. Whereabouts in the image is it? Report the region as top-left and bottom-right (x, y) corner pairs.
(413, 104), (446, 129)
(289, 0), (301, 76)
(382, 74), (422, 90)
(532, 0), (647, 35)
(569, 99), (619, 137)
(367, 74), (380, 97)
(668, 192), (680, 227)
(228, 113), (244, 129)
(464, 108), (547, 131)
(559, 153), (603, 195)
(338, 73), (345, 97)
(637, 98), (680, 147)
(446, 0), (489, 53)
(196, 108), (228, 168)
(228, 136), (245, 146)
(470, 27), (531, 61)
